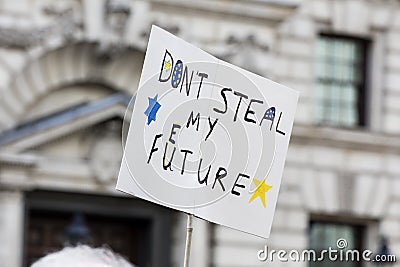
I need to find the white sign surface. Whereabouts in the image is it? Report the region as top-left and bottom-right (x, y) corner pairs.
(117, 25), (299, 238)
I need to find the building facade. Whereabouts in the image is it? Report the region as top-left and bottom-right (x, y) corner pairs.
(0, 0), (399, 267)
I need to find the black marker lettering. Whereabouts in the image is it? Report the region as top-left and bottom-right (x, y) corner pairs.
(276, 112), (286, 136)
(158, 50), (173, 82)
(147, 134), (162, 164)
(180, 149), (193, 175)
(233, 91), (248, 122)
(198, 158), (211, 185)
(212, 167), (227, 191)
(186, 111), (200, 131)
(205, 117), (218, 141)
(180, 66), (194, 96)
(259, 107), (276, 130)
(231, 173), (250, 196)
(196, 72), (209, 99)
(163, 142), (176, 171)
(245, 99), (263, 124)
(213, 88), (232, 114)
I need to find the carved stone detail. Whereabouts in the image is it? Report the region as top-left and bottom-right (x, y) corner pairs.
(95, 0), (132, 62)
(222, 34), (270, 75)
(0, 2), (81, 49)
(88, 120), (123, 185)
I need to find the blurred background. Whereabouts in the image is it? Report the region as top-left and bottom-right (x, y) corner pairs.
(0, 0), (399, 267)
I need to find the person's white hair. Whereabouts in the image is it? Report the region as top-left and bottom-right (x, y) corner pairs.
(31, 245), (136, 267)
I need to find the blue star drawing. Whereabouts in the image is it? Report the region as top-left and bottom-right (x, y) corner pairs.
(144, 94), (161, 125)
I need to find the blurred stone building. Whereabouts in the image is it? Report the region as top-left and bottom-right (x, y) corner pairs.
(0, 0), (399, 267)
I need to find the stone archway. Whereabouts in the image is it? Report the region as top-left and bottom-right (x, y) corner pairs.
(0, 42), (144, 130)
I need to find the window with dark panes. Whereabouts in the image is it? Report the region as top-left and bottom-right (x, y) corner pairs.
(316, 35), (369, 127)
(309, 221), (364, 267)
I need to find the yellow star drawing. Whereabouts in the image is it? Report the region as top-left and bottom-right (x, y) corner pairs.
(248, 178), (272, 208)
(164, 61), (171, 71)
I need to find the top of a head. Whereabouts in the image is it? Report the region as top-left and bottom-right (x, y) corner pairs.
(31, 245), (136, 267)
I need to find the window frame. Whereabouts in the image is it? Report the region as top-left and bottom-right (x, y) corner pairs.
(316, 33), (371, 128)
(309, 215), (367, 267)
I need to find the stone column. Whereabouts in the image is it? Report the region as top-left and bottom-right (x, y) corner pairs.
(0, 191), (24, 267)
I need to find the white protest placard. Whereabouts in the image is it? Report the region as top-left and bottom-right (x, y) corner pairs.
(117, 25), (299, 238)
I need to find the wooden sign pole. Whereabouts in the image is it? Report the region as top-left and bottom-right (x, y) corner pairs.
(183, 213), (194, 267)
